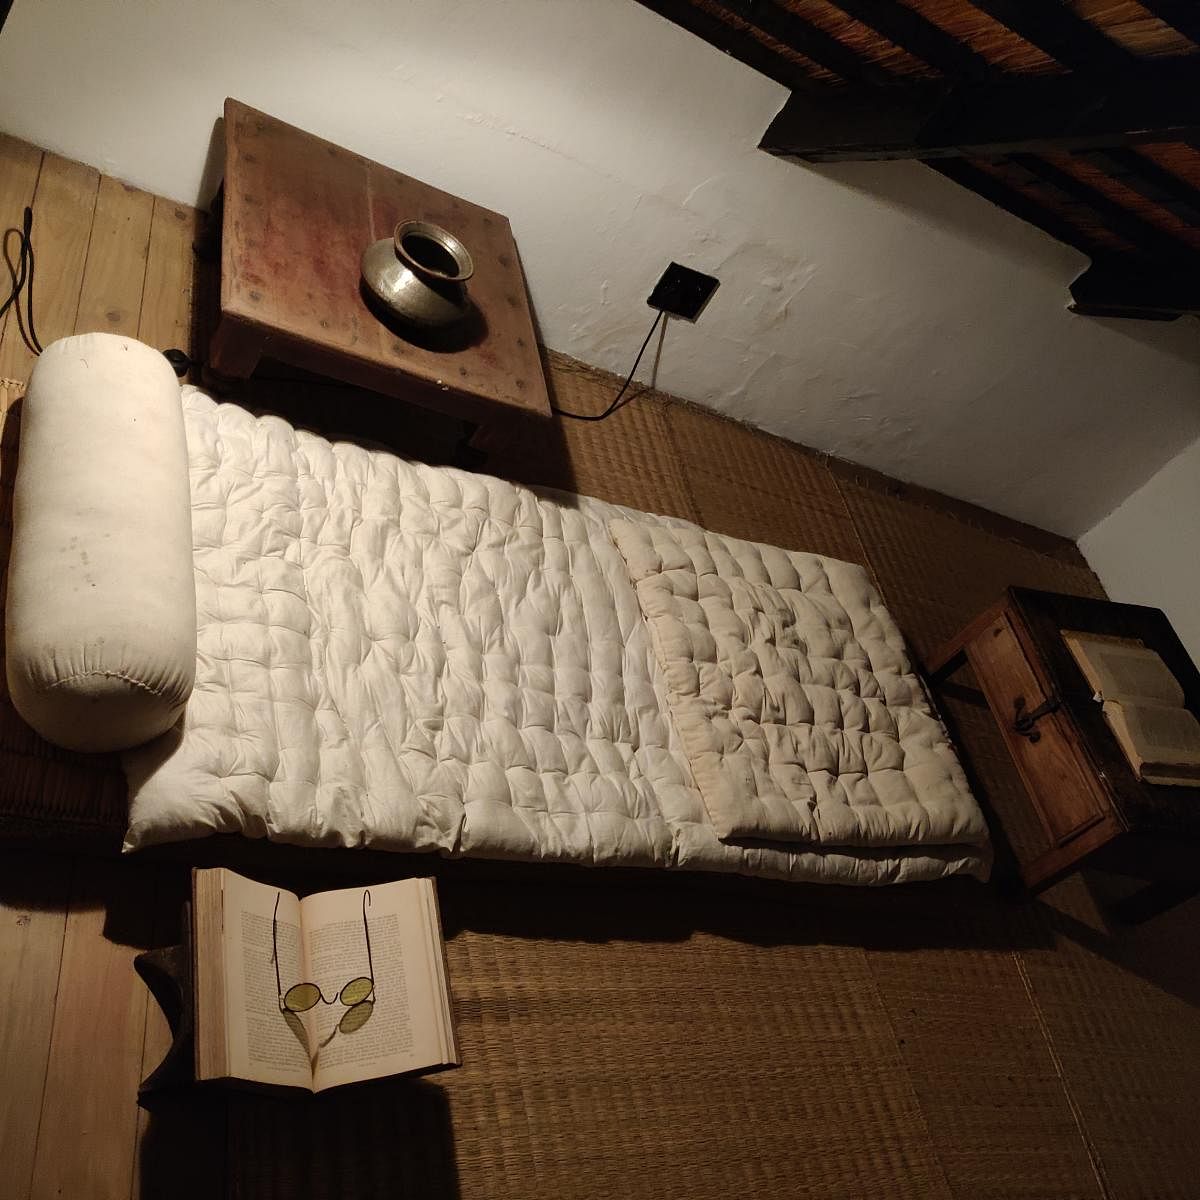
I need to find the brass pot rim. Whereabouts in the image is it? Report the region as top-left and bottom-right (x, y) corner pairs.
(392, 220), (474, 284)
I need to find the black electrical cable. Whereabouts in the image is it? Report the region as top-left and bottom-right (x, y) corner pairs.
(1, 206), (43, 356)
(550, 309), (663, 421)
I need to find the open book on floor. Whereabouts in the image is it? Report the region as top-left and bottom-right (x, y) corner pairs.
(193, 869), (459, 1093)
(1063, 631), (1200, 787)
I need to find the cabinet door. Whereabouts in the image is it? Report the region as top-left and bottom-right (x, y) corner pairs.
(969, 614), (1109, 848)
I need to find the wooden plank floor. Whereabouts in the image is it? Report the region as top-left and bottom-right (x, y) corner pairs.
(1, 131), (1198, 1200)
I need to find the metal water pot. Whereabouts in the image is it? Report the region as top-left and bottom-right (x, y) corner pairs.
(361, 220), (475, 331)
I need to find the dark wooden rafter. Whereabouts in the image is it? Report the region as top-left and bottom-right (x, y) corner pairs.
(965, 0), (1141, 75)
(820, 0), (996, 81)
(929, 160), (1112, 258)
(1003, 154), (1200, 264)
(1113, 1), (1200, 50)
(1073, 148), (1200, 227)
(761, 0), (1200, 166)
(1069, 258), (1200, 320)
(636, 0), (1200, 315)
(934, 158), (1200, 319)
(712, 1), (894, 86)
(635, 0), (901, 89)
(761, 63), (1200, 162)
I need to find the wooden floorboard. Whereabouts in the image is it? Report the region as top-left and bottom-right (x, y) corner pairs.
(28, 859), (155, 1200)
(137, 196), (199, 357)
(0, 136), (44, 377)
(0, 150), (98, 382)
(0, 137), (1196, 1200)
(74, 174), (153, 339)
(0, 852), (70, 1200)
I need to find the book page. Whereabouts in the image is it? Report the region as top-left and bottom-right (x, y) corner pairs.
(1104, 700), (1200, 773)
(220, 870), (313, 1090)
(303, 879), (448, 1093)
(1063, 633), (1184, 707)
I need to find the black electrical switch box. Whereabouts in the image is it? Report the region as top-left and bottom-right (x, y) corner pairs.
(647, 263), (720, 323)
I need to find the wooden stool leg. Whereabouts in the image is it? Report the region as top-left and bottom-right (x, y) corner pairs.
(453, 420), (486, 471)
(208, 315), (264, 379)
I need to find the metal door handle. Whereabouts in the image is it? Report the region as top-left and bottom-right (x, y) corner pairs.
(1013, 694), (1060, 743)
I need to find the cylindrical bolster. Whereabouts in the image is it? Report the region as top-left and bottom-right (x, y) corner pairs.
(6, 333), (196, 752)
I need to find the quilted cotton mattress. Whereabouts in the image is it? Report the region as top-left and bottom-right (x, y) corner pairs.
(122, 388), (990, 885)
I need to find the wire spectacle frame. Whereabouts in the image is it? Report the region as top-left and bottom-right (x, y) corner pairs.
(272, 889), (376, 1037)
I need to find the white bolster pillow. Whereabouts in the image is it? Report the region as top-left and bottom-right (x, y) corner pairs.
(6, 333), (196, 752)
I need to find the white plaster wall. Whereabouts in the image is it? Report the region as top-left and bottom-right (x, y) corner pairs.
(1081, 437), (1200, 665)
(1, 0), (1197, 536)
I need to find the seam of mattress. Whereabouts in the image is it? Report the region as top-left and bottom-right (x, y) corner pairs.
(39, 669), (182, 699)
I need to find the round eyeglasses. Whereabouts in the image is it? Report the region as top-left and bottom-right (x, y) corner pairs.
(272, 888), (375, 1037)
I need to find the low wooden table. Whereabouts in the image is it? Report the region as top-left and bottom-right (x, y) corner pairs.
(210, 98), (551, 428)
(927, 588), (1200, 920)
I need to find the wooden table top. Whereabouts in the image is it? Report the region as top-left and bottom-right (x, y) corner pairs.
(220, 98), (551, 423)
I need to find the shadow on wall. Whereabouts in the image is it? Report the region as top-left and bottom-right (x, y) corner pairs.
(197, 117), (224, 212)
(806, 158), (1082, 275)
(805, 158), (1200, 368)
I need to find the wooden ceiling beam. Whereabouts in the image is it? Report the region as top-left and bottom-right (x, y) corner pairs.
(1069, 257), (1200, 320)
(935, 163), (1195, 319)
(1136, 1), (1200, 49)
(965, 0), (1139, 75)
(823, 0), (997, 81)
(1004, 153), (1200, 264)
(634, 0), (909, 90)
(708, 1), (893, 86)
(761, 63), (1200, 161)
(929, 159), (1111, 258)
(1074, 148), (1200, 227)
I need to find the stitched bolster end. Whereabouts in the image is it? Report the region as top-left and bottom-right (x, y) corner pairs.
(42, 668), (182, 702)
(8, 659), (191, 753)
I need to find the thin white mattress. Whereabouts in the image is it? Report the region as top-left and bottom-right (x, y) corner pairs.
(123, 389), (990, 885)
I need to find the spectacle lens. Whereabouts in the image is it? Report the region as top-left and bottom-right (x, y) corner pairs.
(283, 982), (322, 1013)
(339, 976), (373, 1006)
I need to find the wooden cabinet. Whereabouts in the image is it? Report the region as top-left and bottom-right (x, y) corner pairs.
(926, 588), (1200, 919)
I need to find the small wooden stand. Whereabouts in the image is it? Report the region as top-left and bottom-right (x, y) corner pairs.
(926, 588), (1200, 921)
(133, 905), (196, 1105)
(213, 99), (552, 428)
